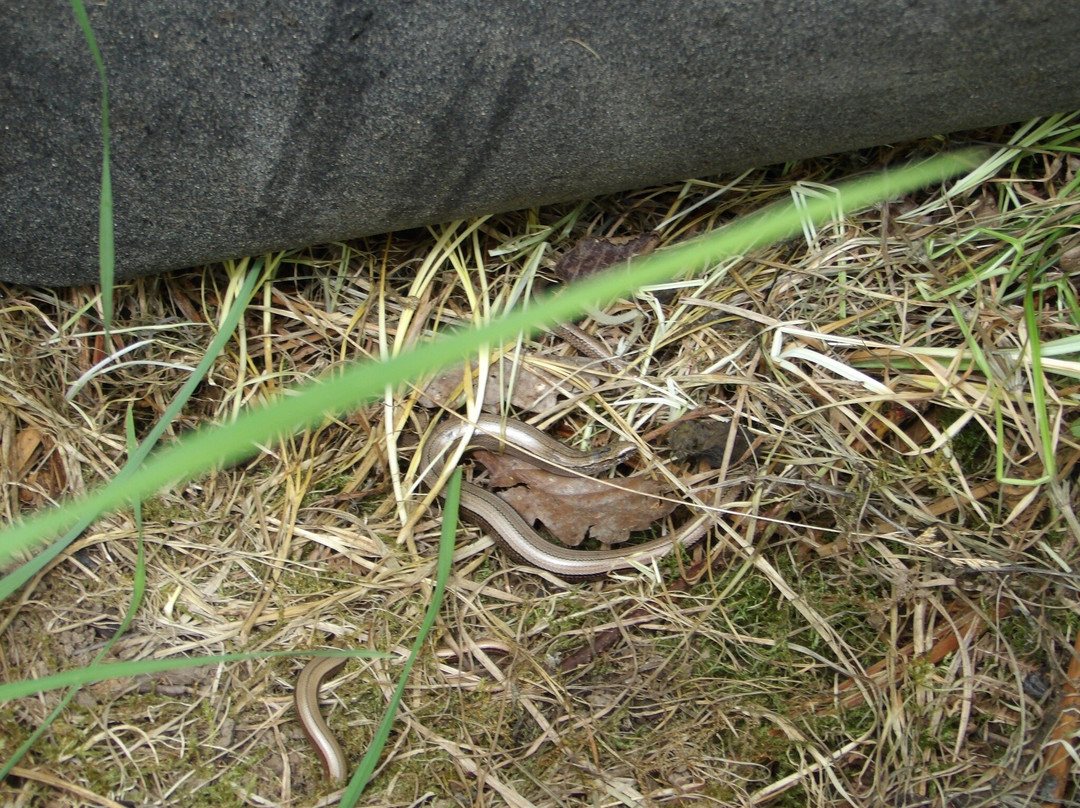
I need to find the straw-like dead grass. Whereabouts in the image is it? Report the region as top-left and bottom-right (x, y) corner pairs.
(3, 115), (1080, 808)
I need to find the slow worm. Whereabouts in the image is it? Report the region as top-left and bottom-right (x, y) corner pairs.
(296, 416), (711, 782)
(419, 414), (711, 580)
(296, 641), (515, 785)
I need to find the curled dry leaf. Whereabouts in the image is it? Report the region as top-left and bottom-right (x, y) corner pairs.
(418, 356), (601, 414)
(1057, 239), (1080, 273)
(12, 426), (44, 478)
(552, 231), (660, 284)
(473, 450), (676, 548)
(10, 425), (67, 506)
(668, 418), (755, 468)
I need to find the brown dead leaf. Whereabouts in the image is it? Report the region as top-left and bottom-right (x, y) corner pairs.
(473, 450), (676, 547)
(9, 425), (67, 507)
(12, 426), (44, 479)
(553, 232), (660, 284)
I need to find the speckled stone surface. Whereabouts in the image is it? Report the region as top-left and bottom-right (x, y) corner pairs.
(3, 1), (1079, 286)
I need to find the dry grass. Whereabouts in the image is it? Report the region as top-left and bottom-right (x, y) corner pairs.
(3, 116), (1080, 808)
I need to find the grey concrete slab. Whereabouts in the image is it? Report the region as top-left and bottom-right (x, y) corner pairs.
(3, 1), (1079, 286)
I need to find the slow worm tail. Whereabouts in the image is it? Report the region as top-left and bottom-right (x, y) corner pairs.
(295, 656), (348, 783)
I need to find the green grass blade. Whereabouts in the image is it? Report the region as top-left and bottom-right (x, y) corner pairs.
(341, 470), (460, 803)
(69, 0), (114, 336)
(1024, 265), (1055, 480)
